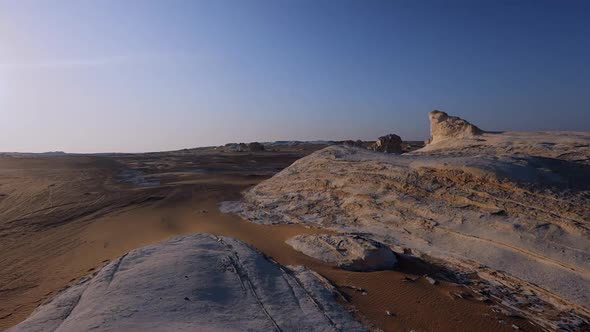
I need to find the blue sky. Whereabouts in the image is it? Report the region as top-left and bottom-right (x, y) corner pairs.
(1, 0), (589, 152)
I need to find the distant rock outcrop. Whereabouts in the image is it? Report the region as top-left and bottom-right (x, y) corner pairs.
(9, 234), (365, 332)
(223, 142), (265, 152)
(286, 234), (397, 271)
(372, 134), (402, 153)
(247, 142), (265, 152)
(238, 143), (249, 151)
(426, 110), (483, 144)
(342, 140), (366, 148)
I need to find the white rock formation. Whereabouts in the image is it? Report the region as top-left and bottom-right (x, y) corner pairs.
(9, 234), (365, 332)
(427, 110), (483, 144)
(286, 234), (397, 271)
(418, 129), (590, 165)
(228, 113), (590, 327)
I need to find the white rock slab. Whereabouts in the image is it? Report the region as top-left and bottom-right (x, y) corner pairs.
(9, 234), (365, 332)
(286, 234), (397, 271)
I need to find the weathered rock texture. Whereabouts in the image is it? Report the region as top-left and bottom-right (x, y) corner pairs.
(286, 234), (397, 271)
(227, 114), (590, 328)
(372, 134), (402, 153)
(9, 234), (365, 332)
(427, 110), (483, 144)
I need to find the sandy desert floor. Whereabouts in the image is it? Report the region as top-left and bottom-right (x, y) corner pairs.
(0, 149), (541, 331)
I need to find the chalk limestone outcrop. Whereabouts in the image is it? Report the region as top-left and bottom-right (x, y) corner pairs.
(226, 112), (590, 328)
(427, 110), (483, 144)
(9, 234), (365, 332)
(417, 129), (590, 165)
(286, 234), (397, 271)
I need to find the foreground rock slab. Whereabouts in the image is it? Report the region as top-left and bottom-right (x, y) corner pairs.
(286, 234), (397, 271)
(9, 234), (365, 332)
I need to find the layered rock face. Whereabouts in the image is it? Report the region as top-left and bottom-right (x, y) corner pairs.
(427, 110), (483, 144)
(9, 234), (365, 332)
(230, 113), (590, 327)
(286, 234), (397, 271)
(372, 134), (402, 153)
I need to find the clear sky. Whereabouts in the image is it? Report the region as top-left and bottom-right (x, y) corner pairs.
(1, 0), (589, 153)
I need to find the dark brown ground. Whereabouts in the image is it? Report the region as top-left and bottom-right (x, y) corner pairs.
(0, 147), (538, 331)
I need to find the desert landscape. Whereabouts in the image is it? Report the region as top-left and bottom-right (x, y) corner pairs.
(0, 111), (588, 332)
(2, 2), (589, 331)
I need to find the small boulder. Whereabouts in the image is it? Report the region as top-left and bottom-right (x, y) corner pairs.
(424, 276), (437, 285)
(372, 134), (402, 154)
(286, 234), (397, 271)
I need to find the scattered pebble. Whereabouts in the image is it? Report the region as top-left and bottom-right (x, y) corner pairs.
(492, 306), (521, 318)
(342, 285), (366, 293)
(450, 290), (471, 299)
(424, 275), (437, 285)
(476, 296), (491, 303)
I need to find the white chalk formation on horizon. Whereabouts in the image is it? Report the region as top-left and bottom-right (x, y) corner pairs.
(426, 110), (483, 144)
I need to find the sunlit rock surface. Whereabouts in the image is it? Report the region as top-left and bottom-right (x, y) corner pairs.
(426, 110), (483, 144)
(230, 113), (590, 324)
(9, 234), (365, 332)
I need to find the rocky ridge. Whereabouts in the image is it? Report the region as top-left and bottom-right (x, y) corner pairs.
(225, 112), (590, 330)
